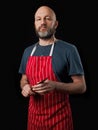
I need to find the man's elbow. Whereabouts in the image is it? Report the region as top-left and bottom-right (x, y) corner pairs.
(80, 84), (87, 94)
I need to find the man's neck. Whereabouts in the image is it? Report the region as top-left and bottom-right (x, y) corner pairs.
(39, 36), (56, 46)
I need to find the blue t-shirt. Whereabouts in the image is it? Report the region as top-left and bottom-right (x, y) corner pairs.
(19, 40), (84, 83)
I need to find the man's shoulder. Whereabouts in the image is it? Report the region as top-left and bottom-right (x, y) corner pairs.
(25, 43), (36, 49)
(24, 43), (36, 52)
(22, 42), (37, 56)
(56, 39), (76, 50)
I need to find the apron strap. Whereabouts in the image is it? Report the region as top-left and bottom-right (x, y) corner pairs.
(30, 45), (37, 56)
(49, 43), (54, 56)
(30, 43), (55, 56)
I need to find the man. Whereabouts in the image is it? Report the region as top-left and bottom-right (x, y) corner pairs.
(19, 5), (86, 130)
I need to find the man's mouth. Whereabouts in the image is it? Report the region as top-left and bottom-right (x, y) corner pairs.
(40, 27), (47, 31)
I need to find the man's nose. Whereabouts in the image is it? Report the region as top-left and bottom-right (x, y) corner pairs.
(41, 19), (46, 24)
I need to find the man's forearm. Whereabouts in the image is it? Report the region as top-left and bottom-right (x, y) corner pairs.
(20, 79), (28, 89)
(20, 74), (29, 89)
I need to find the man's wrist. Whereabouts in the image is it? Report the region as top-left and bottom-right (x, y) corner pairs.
(21, 82), (29, 90)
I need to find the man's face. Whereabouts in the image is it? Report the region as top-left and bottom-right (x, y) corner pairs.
(34, 7), (57, 39)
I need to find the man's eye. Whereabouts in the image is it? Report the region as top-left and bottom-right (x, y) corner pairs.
(36, 19), (41, 21)
(46, 17), (51, 20)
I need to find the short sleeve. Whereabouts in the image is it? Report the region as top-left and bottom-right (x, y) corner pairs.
(68, 45), (84, 76)
(18, 50), (27, 74)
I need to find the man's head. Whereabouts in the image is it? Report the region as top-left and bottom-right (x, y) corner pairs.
(34, 6), (58, 40)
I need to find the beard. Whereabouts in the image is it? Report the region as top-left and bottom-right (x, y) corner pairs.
(35, 26), (56, 40)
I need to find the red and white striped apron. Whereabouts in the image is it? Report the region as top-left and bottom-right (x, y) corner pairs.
(26, 43), (73, 130)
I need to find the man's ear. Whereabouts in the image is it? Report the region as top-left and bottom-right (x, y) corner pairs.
(55, 21), (58, 29)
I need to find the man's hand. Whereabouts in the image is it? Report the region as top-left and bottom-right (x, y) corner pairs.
(21, 84), (35, 97)
(31, 79), (56, 95)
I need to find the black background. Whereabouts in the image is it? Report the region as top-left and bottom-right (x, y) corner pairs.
(2, 0), (97, 130)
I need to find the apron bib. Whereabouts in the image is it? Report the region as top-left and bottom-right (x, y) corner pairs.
(26, 43), (73, 130)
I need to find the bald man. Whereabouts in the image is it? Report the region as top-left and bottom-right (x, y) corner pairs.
(19, 6), (86, 130)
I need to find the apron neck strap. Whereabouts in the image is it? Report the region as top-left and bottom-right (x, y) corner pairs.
(30, 44), (37, 56)
(49, 43), (54, 56)
(30, 42), (55, 56)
